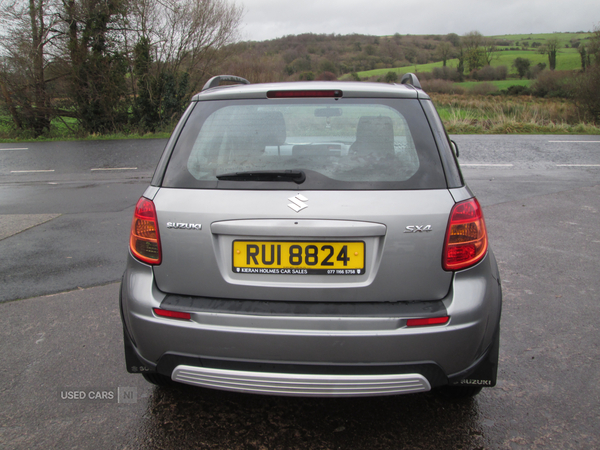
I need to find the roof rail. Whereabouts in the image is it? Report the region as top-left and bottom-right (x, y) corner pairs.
(202, 75), (250, 91)
(400, 73), (422, 89)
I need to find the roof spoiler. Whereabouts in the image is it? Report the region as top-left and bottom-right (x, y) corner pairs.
(400, 73), (422, 89)
(202, 75), (250, 91)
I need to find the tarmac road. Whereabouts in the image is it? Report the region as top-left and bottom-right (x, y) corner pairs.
(1, 135), (599, 449)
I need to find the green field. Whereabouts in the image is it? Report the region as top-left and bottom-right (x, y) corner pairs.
(490, 32), (593, 46)
(357, 50), (582, 78)
(456, 79), (532, 89)
(356, 32), (589, 79)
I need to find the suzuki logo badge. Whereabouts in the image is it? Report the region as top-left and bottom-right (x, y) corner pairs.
(288, 194), (308, 212)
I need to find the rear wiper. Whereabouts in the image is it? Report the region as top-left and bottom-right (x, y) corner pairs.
(216, 170), (306, 184)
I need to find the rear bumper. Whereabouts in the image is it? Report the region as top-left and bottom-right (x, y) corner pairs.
(121, 252), (501, 396)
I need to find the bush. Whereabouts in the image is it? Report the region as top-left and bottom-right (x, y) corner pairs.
(531, 70), (573, 98)
(421, 79), (465, 94)
(504, 85), (532, 96)
(528, 63), (546, 80)
(319, 60), (337, 75)
(471, 65), (508, 81)
(384, 71), (398, 83)
(573, 65), (600, 122)
(468, 82), (498, 95)
(416, 71), (433, 81)
(432, 66), (461, 81)
(316, 71), (337, 81)
(298, 71), (315, 81)
(512, 57), (531, 79)
(495, 65), (508, 80)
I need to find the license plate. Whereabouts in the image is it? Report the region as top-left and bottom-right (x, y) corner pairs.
(232, 241), (365, 275)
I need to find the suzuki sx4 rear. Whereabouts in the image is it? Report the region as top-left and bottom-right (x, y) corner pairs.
(120, 75), (502, 398)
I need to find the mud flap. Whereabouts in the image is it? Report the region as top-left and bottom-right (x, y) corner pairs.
(122, 326), (157, 374)
(449, 268), (502, 388)
(120, 281), (157, 374)
(449, 326), (500, 388)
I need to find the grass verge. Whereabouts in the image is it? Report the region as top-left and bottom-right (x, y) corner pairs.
(432, 94), (600, 134)
(2, 93), (599, 140)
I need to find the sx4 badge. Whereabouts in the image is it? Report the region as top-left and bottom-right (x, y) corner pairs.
(404, 225), (432, 233)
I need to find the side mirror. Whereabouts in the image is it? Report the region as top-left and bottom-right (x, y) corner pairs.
(450, 140), (459, 158)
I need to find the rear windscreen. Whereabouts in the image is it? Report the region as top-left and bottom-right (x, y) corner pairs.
(162, 98), (446, 190)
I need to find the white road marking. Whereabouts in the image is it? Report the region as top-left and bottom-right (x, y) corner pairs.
(548, 141), (600, 143)
(0, 147), (28, 151)
(460, 163), (600, 168)
(11, 169), (55, 173)
(461, 164), (514, 167)
(90, 167), (138, 171)
(556, 164), (600, 167)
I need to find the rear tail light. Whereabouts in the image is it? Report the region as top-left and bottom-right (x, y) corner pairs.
(130, 197), (162, 265)
(443, 198), (488, 271)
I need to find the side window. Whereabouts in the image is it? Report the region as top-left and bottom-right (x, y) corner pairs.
(420, 100), (463, 188)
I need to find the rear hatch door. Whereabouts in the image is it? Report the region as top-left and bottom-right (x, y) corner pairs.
(152, 188), (454, 302)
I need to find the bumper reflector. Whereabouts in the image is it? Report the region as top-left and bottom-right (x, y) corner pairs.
(153, 308), (191, 321)
(406, 316), (450, 327)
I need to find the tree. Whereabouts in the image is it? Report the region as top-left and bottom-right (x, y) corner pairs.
(445, 33), (460, 47)
(435, 42), (453, 67)
(126, 0), (243, 130)
(465, 48), (485, 72)
(62, 0), (130, 133)
(539, 38), (559, 70)
(381, 38), (401, 61)
(319, 59), (337, 75)
(0, 0), (244, 136)
(404, 46), (418, 64)
(0, 0), (68, 136)
(462, 31), (486, 72)
(588, 26), (600, 65)
(512, 57), (531, 79)
(462, 31), (484, 52)
(384, 71), (398, 83)
(572, 26), (600, 122)
(132, 36), (160, 131)
(456, 47), (465, 79)
(129, 0), (243, 94)
(579, 45), (587, 71)
(298, 71), (314, 81)
(481, 37), (497, 66)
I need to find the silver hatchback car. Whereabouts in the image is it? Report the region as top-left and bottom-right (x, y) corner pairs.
(120, 74), (502, 399)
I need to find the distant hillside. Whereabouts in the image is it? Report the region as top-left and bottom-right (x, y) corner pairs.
(215, 31), (593, 82)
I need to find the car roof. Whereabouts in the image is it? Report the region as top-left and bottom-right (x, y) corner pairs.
(191, 80), (429, 101)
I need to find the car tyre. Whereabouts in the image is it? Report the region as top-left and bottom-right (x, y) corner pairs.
(435, 385), (483, 399)
(142, 372), (174, 386)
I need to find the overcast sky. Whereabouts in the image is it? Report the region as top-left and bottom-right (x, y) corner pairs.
(238, 0), (599, 42)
